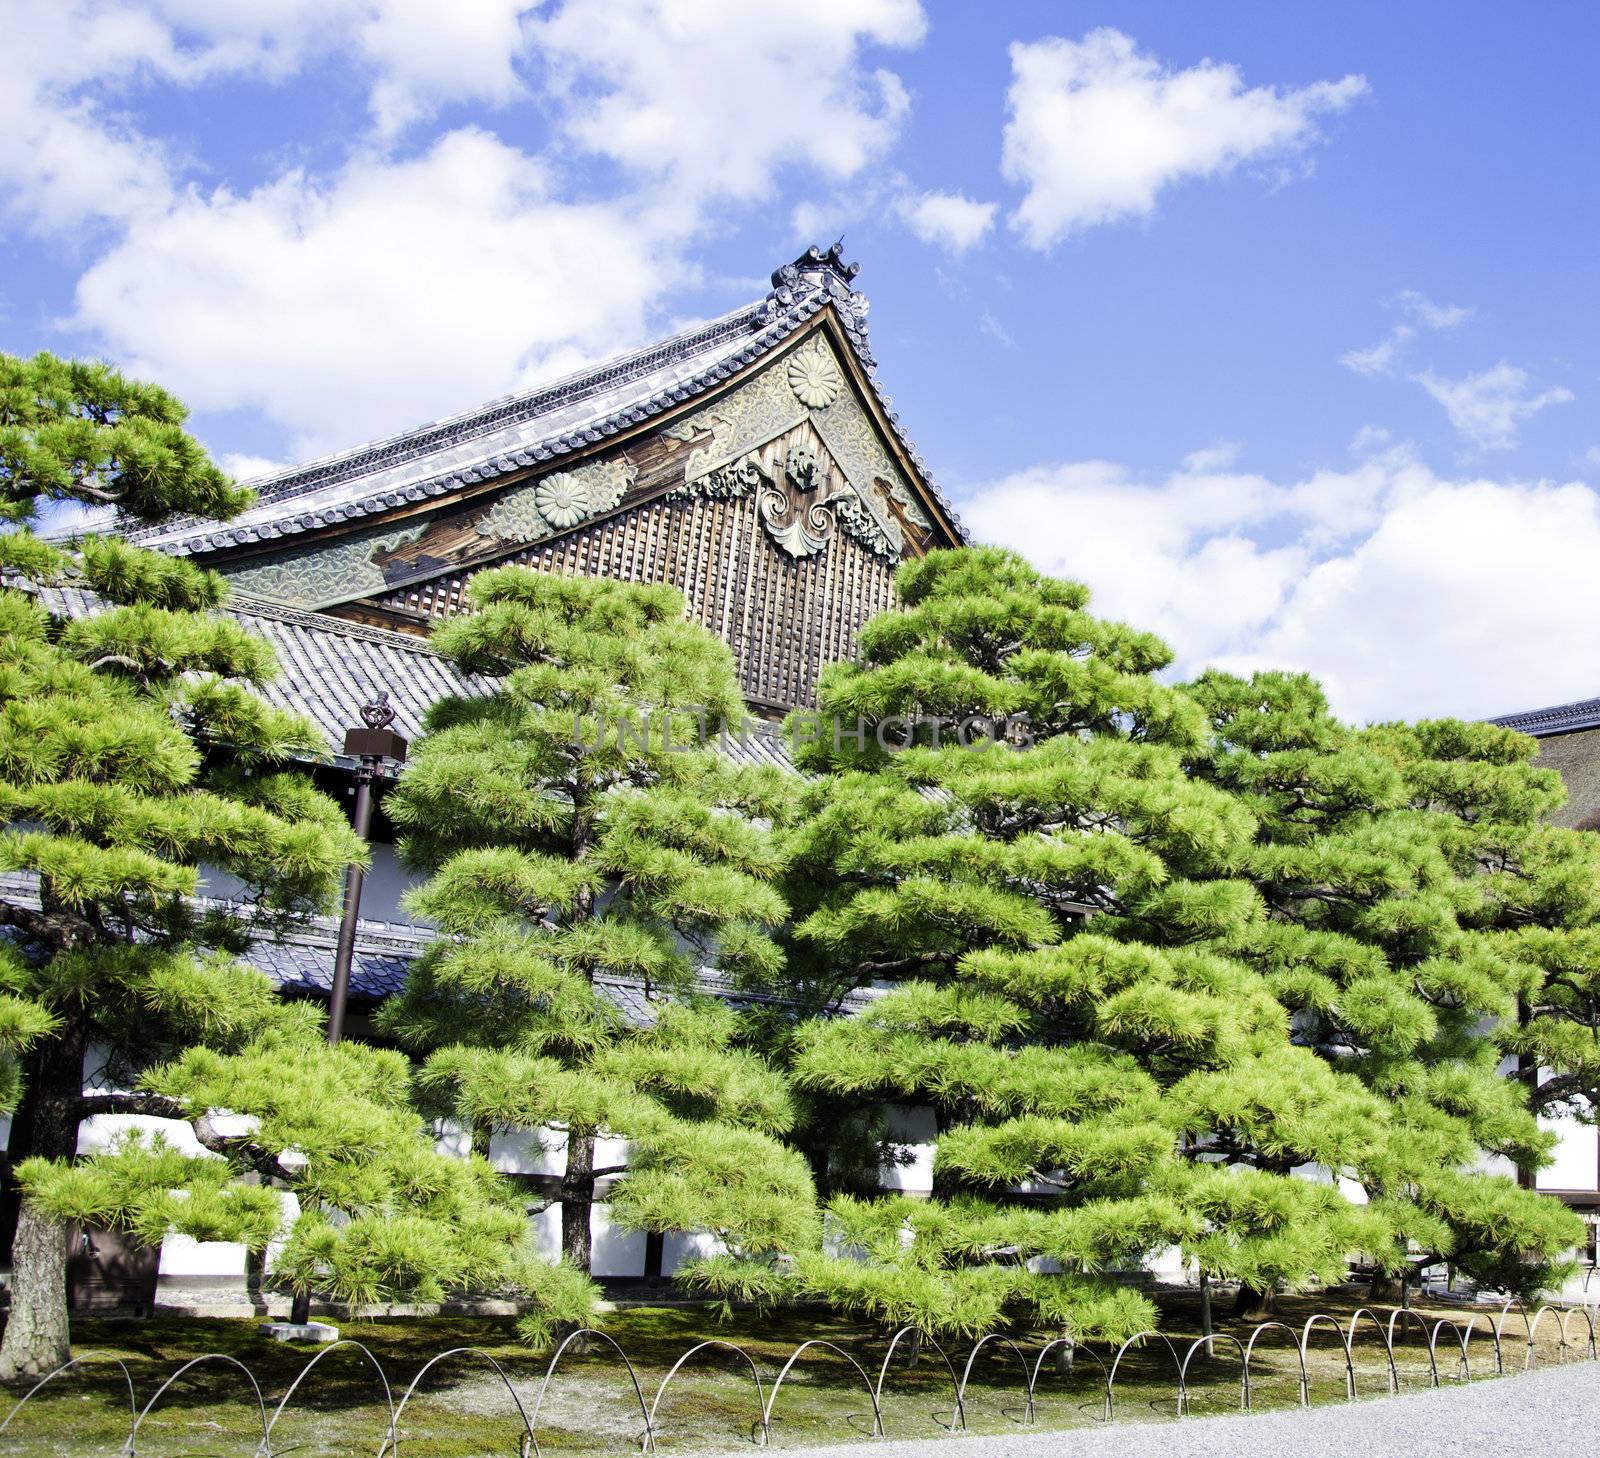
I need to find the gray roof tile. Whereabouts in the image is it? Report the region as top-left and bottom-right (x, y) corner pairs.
(83, 248), (965, 558)
(1489, 698), (1600, 738)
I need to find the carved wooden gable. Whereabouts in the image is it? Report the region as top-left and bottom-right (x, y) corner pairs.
(208, 317), (954, 712)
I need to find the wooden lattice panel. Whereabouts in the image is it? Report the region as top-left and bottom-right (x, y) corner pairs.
(352, 492), (898, 713)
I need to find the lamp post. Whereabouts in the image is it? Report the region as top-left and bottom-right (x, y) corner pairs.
(279, 693), (407, 1335)
(326, 692), (408, 1048)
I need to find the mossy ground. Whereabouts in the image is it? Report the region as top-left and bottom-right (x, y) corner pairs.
(0, 1291), (1572, 1455)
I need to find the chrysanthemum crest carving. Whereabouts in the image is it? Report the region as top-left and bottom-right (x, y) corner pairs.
(786, 346), (843, 411)
(535, 472), (590, 528)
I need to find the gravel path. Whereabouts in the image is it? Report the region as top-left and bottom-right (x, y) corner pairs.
(745, 1362), (1600, 1458)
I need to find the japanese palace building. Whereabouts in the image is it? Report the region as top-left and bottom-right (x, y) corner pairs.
(85, 244), (973, 1017)
(41, 248), (1600, 1300)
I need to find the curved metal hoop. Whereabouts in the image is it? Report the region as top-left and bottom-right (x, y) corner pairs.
(761, 1340), (883, 1445)
(1426, 1319), (1471, 1384)
(1526, 1304), (1574, 1367)
(1028, 1339), (1110, 1423)
(1494, 1298), (1534, 1372)
(872, 1327), (964, 1434)
(1449, 1310), (1499, 1378)
(528, 1328), (653, 1455)
(1386, 1308), (1440, 1388)
(955, 1334), (1036, 1426)
(1345, 1308), (1399, 1394)
(1105, 1330), (1185, 1420)
(388, 1346), (536, 1458)
(264, 1340), (396, 1457)
(1242, 1322), (1311, 1408)
(124, 1353), (271, 1458)
(1300, 1314), (1355, 1401)
(1558, 1303), (1599, 1361)
(1178, 1333), (1247, 1415)
(645, 1340), (765, 1453)
(0, 1351), (138, 1446)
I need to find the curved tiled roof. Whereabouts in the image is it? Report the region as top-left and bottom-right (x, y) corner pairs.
(35, 583), (805, 779)
(1489, 697), (1600, 738)
(123, 245), (967, 559)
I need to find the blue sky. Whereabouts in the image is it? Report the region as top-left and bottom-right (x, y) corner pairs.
(3, 1), (1597, 723)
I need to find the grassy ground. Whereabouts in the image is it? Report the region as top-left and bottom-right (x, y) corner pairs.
(0, 1290), (1582, 1456)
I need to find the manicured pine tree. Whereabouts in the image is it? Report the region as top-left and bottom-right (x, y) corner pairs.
(1182, 670), (1584, 1299)
(691, 547), (1389, 1342)
(378, 567), (818, 1319)
(0, 352), (576, 1376)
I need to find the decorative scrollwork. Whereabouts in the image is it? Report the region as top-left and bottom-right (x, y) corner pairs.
(360, 692), (396, 729)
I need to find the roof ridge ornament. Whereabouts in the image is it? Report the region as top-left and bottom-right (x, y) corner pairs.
(766, 242), (869, 328)
(771, 241), (860, 292)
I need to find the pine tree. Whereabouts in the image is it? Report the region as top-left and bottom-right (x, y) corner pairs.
(696, 548), (1392, 1342)
(1182, 670), (1585, 1298)
(378, 567), (817, 1323)
(0, 352), (570, 1375)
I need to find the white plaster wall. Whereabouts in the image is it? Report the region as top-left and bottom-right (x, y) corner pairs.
(488, 1127), (559, 1175)
(662, 1230), (726, 1273)
(1538, 1110), (1599, 1192)
(876, 1105), (934, 1194)
(77, 1113), (207, 1158)
(158, 1233), (246, 1280)
(528, 1203), (562, 1260)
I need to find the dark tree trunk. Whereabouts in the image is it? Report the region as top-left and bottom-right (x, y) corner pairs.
(561, 1128), (595, 1273)
(0, 1200), (72, 1379)
(1368, 1271), (1406, 1304)
(0, 1018), (86, 1381)
(1233, 1281), (1277, 1319)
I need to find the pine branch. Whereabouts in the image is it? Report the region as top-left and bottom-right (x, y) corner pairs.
(75, 1091), (305, 1183)
(0, 897), (97, 951)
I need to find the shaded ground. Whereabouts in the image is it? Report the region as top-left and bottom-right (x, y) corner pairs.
(0, 1290), (1580, 1455)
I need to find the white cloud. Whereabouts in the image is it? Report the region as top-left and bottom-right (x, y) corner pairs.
(978, 310), (1015, 348)
(1340, 324), (1415, 378)
(1395, 288), (1472, 330)
(73, 130), (679, 455)
(1417, 364), (1573, 450)
(1340, 288), (1470, 378)
(1001, 29), (1366, 247)
(898, 190), (998, 254)
(0, 0), (541, 230)
(529, 0), (925, 207)
(960, 452), (1600, 722)
(1182, 442), (1241, 472)
(219, 453), (287, 481)
(6, 0), (934, 456)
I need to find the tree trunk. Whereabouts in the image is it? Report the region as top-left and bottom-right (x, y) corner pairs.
(561, 1128), (595, 1273)
(1199, 1269), (1214, 1355)
(0, 1019), (86, 1380)
(0, 1199), (72, 1379)
(1368, 1272), (1406, 1304)
(1233, 1281), (1276, 1318)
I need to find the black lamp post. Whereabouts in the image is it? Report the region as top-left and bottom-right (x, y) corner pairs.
(282, 693), (407, 1332)
(326, 692), (408, 1048)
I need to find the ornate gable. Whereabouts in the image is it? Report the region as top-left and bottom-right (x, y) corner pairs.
(144, 248), (964, 712)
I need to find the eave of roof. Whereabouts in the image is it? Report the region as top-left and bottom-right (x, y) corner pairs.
(1488, 697), (1600, 738)
(116, 246), (967, 560)
(33, 583), (803, 777)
